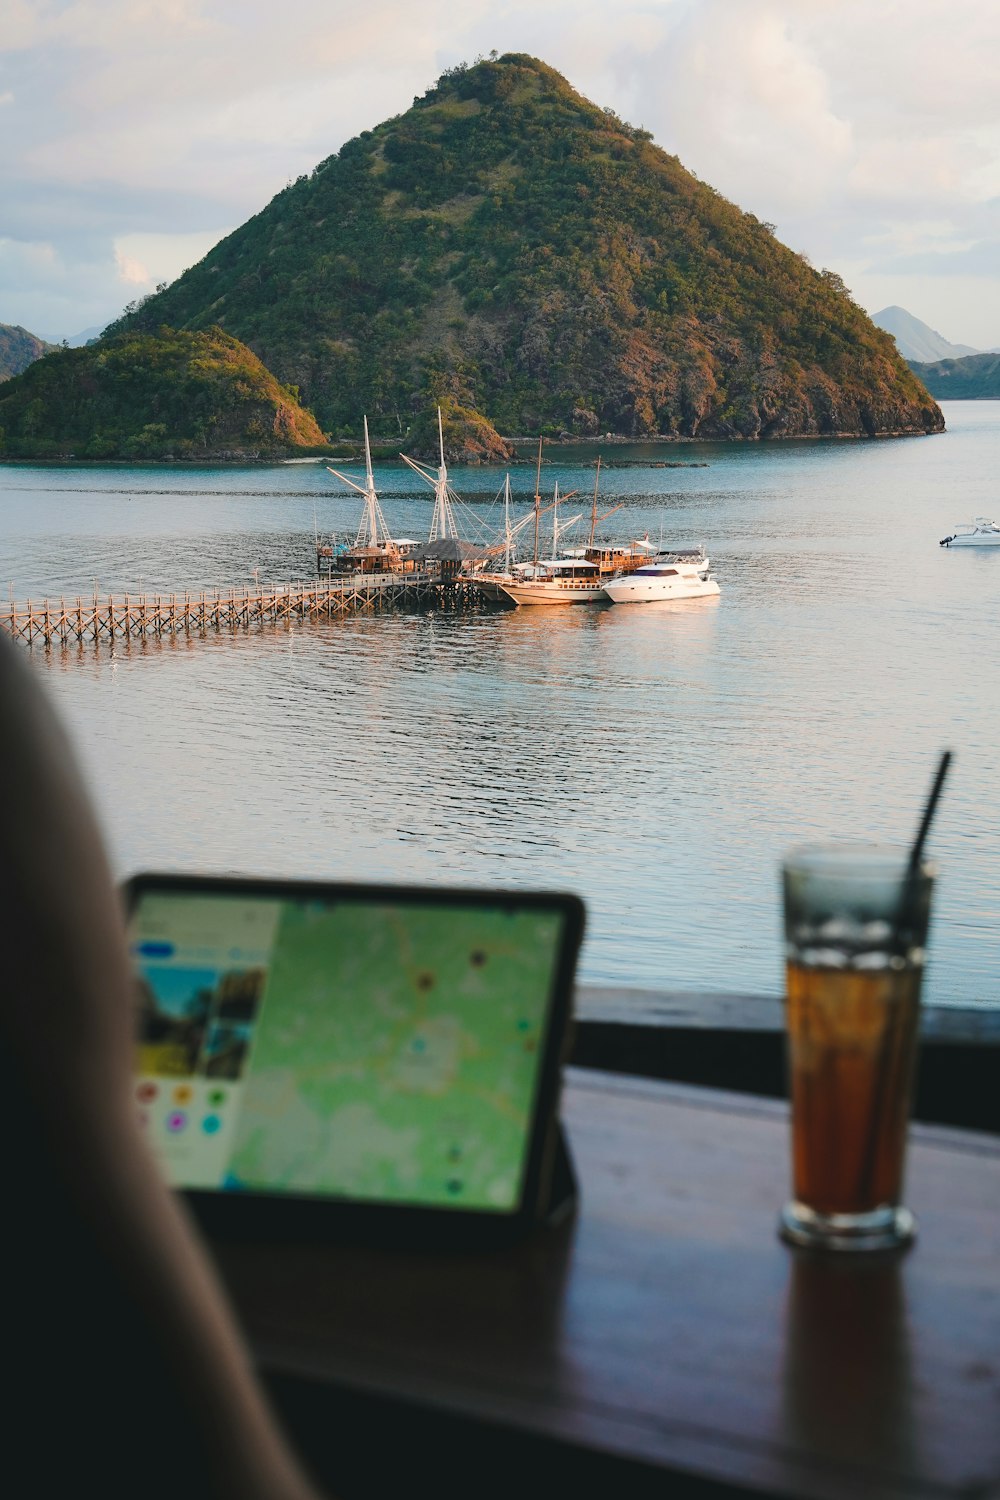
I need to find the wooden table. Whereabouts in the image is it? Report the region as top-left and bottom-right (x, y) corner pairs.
(213, 1071), (1000, 1499)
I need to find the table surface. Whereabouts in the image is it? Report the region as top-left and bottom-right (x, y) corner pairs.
(214, 1071), (1000, 1500)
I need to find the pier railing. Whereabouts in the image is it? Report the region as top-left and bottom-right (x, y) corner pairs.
(1, 575), (490, 647)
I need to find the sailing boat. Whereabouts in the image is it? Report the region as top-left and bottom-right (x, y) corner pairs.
(495, 477), (606, 607)
(476, 440), (558, 599)
(495, 551), (606, 607)
(324, 417), (416, 575)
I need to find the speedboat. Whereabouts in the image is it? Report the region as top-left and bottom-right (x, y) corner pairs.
(603, 549), (720, 604)
(939, 518), (1000, 547)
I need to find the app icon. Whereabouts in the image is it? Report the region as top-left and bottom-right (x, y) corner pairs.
(208, 1088), (227, 1107)
(173, 1085), (193, 1105)
(166, 1111), (187, 1133)
(202, 1115), (222, 1135)
(136, 1081), (158, 1103)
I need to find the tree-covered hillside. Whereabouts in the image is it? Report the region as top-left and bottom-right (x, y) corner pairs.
(908, 352), (1000, 400)
(0, 327), (328, 459)
(113, 53), (942, 442)
(0, 323), (56, 381)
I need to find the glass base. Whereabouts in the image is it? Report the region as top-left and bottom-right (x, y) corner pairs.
(780, 1200), (916, 1253)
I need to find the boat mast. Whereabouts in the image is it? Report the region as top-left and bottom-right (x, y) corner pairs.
(399, 406), (459, 541)
(429, 406), (459, 541)
(552, 481), (559, 557)
(589, 456), (601, 547)
(325, 414), (392, 550)
(503, 473), (514, 572)
(360, 416), (391, 547)
(532, 436), (542, 568)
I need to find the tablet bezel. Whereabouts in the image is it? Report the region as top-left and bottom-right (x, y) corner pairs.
(124, 873), (583, 1245)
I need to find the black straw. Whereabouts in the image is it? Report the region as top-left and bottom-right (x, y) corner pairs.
(892, 748), (952, 960)
(907, 750), (953, 875)
(859, 750), (953, 1205)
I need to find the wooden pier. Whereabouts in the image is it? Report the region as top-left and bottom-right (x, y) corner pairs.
(1, 575), (492, 648)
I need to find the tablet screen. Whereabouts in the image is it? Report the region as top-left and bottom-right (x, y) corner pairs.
(130, 886), (572, 1213)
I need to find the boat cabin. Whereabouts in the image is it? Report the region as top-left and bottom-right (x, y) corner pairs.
(516, 559), (602, 581)
(317, 538), (423, 576)
(584, 540), (656, 576)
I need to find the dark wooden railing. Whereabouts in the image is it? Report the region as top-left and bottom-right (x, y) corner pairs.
(572, 986), (1000, 1134)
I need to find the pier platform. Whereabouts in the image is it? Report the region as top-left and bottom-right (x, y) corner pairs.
(0, 575), (492, 647)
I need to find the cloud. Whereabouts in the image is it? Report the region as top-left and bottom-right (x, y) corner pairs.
(869, 238), (1000, 279)
(2, 0), (999, 344)
(608, 0), (1000, 341)
(113, 229), (233, 291)
(0, 235), (92, 339)
(114, 246), (150, 286)
(0, 238), (60, 275)
(623, 3), (853, 211)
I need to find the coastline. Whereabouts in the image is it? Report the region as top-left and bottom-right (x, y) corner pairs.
(0, 423), (950, 468)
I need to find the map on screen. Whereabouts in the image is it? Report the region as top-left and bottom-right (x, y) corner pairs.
(130, 890), (565, 1212)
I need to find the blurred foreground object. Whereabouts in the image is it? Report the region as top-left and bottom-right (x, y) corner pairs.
(0, 635), (321, 1500)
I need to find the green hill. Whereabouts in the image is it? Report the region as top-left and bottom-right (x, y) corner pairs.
(0, 327), (328, 460)
(110, 53), (942, 442)
(908, 352), (1000, 400)
(0, 323), (57, 381)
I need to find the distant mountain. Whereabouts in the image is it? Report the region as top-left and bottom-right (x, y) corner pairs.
(108, 53), (941, 442)
(0, 323), (57, 381)
(0, 327), (328, 460)
(39, 326), (104, 347)
(873, 306), (979, 363)
(907, 352), (1000, 400)
(63, 325), (105, 348)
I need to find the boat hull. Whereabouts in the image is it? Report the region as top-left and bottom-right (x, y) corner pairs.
(940, 518), (1000, 547)
(497, 582), (607, 606)
(604, 575), (721, 604)
(476, 576), (517, 601)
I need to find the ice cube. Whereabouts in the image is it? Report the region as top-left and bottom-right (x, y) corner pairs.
(800, 946), (849, 970)
(853, 950), (892, 971)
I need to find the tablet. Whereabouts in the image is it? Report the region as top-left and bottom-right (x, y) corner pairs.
(126, 875), (584, 1242)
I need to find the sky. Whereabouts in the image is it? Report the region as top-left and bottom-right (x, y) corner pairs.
(2, 0), (999, 348)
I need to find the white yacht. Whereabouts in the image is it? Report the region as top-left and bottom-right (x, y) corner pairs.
(940, 518), (1000, 547)
(603, 548), (720, 604)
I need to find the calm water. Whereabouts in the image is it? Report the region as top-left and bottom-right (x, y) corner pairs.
(3, 401), (999, 1007)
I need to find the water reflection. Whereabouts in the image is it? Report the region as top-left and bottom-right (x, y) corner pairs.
(781, 1256), (920, 1481)
(6, 404), (1000, 1003)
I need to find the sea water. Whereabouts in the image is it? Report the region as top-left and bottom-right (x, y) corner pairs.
(2, 401), (998, 1007)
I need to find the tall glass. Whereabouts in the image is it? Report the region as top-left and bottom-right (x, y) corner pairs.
(780, 846), (935, 1252)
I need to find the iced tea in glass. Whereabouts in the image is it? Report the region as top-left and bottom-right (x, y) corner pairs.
(780, 846), (934, 1251)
